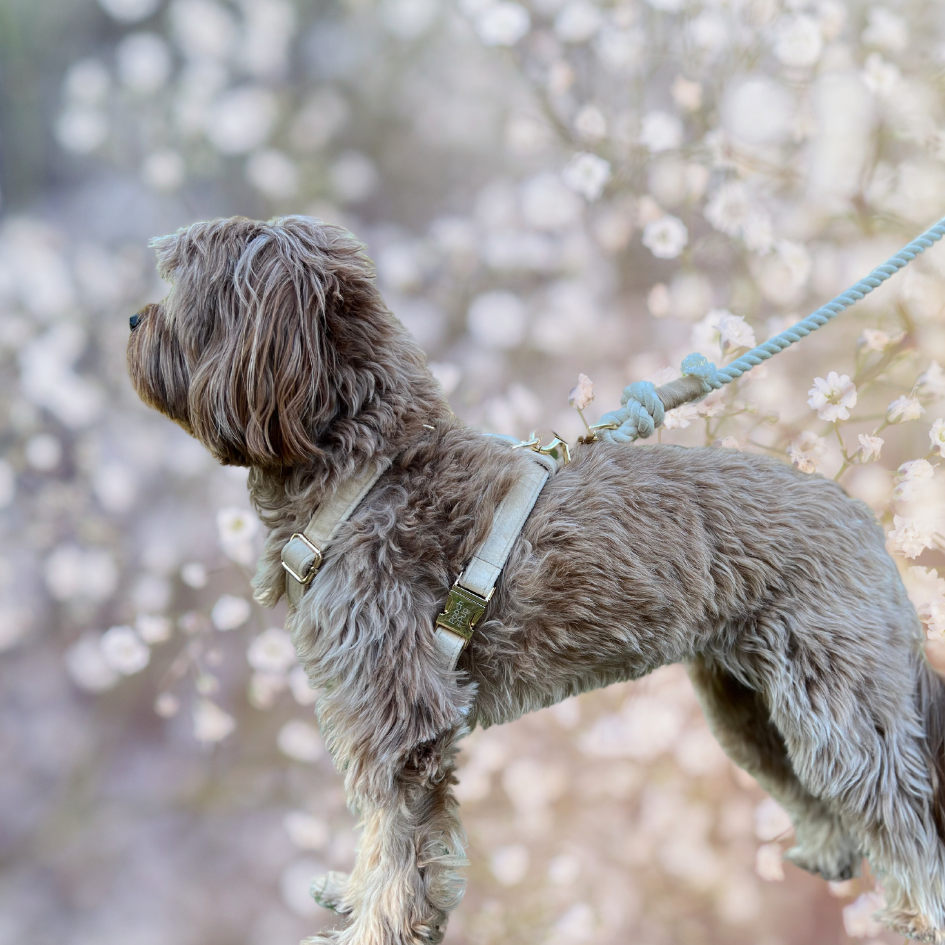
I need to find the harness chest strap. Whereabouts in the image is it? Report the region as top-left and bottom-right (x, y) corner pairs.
(279, 451), (555, 668)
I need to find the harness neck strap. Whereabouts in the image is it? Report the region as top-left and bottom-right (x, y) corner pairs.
(281, 459), (391, 607)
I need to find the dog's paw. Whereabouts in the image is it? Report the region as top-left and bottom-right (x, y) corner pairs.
(877, 908), (945, 943)
(311, 871), (351, 914)
(783, 844), (860, 882)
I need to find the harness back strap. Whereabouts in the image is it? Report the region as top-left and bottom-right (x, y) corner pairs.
(433, 451), (555, 671)
(281, 459), (391, 607)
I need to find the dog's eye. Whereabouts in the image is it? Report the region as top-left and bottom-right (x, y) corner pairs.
(129, 312), (143, 330)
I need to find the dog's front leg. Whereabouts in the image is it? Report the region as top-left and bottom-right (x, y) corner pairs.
(306, 727), (467, 945)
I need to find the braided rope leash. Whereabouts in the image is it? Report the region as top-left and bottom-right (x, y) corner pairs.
(596, 216), (945, 444)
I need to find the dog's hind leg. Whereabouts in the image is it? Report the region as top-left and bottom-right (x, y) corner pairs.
(687, 654), (861, 881)
(304, 727), (467, 945)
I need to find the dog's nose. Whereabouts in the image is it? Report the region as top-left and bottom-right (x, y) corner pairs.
(129, 312), (142, 330)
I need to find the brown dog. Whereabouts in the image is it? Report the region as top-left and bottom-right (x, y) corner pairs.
(128, 215), (945, 944)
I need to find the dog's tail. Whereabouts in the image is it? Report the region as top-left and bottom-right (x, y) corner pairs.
(916, 653), (945, 842)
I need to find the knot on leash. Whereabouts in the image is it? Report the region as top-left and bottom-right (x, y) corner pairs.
(598, 381), (665, 443)
(681, 354), (722, 393)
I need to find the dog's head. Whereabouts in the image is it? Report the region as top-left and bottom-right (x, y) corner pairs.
(127, 216), (438, 469)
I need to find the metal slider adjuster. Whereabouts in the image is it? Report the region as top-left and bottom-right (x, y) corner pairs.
(281, 533), (323, 585)
(435, 582), (494, 646)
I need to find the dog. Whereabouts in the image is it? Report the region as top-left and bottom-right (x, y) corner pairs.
(127, 215), (945, 944)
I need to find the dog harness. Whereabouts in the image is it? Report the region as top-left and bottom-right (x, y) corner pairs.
(280, 447), (556, 671)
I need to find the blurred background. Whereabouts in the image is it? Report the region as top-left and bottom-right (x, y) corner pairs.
(4, 0), (945, 942)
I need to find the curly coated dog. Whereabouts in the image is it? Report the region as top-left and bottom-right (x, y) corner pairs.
(127, 215), (945, 944)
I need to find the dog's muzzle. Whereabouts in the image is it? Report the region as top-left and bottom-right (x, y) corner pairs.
(129, 312), (143, 330)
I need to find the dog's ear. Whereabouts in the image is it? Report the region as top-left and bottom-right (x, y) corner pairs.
(178, 217), (397, 468)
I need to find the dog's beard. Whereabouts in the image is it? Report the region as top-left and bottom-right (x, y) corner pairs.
(127, 302), (194, 433)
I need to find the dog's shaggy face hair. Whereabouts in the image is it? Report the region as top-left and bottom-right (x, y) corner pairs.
(130, 216), (945, 945)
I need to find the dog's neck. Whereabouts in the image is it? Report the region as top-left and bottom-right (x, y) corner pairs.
(247, 366), (454, 532)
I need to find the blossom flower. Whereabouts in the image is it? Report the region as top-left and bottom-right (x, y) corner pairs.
(154, 692), (180, 718)
(714, 436), (740, 449)
(705, 181), (751, 237)
(788, 431), (827, 474)
(249, 671), (287, 709)
(193, 699), (236, 743)
(640, 111), (683, 152)
(247, 628), (297, 674)
(100, 625), (150, 675)
(216, 507), (259, 545)
(859, 328), (891, 352)
(662, 402), (701, 430)
(842, 892), (885, 939)
(475, 2), (530, 46)
(65, 634), (120, 692)
(277, 720), (324, 762)
(862, 53), (901, 98)
(773, 15), (824, 69)
(918, 361), (945, 399)
(807, 372), (857, 422)
(854, 434), (884, 464)
(894, 459), (935, 500)
(671, 76), (702, 112)
(289, 665), (319, 705)
(930, 418), (945, 456)
(642, 215), (688, 259)
(561, 152), (611, 200)
(862, 7), (909, 52)
(283, 811), (330, 850)
(211, 594), (251, 631)
(554, 1), (602, 44)
(135, 613), (173, 644)
(647, 283), (671, 318)
(887, 515), (938, 559)
(180, 561), (208, 588)
(887, 395), (925, 423)
(568, 373), (595, 411)
(490, 845), (530, 886)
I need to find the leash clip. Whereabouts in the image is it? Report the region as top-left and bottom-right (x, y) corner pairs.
(512, 431), (572, 466)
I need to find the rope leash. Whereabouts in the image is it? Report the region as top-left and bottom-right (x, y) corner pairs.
(595, 216), (945, 444)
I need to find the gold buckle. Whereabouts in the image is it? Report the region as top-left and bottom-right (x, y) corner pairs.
(281, 533), (323, 585)
(512, 430), (572, 465)
(435, 583), (493, 645)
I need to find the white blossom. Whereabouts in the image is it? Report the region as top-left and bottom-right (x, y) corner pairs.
(135, 613), (173, 644)
(100, 625), (150, 675)
(568, 374), (595, 411)
(640, 111), (683, 153)
(662, 402), (701, 430)
(859, 328), (891, 352)
(887, 515), (938, 559)
(217, 507), (260, 565)
(930, 418), (945, 456)
(672, 77), (702, 112)
(283, 811), (330, 850)
(490, 844), (530, 886)
(642, 215), (688, 259)
(97, 0), (161, 22)
(65, 634), (120, 692)
(862, 8), (909, 54)
(561, 152), (612, 201)
(919, 361), (945, 399)
(842, 892), (885, 939)
(887, 395), (925, 423)
(467, 291), (527, 349)
(116, 32), (172, 94)
(289, 666), (320, 705)
(193, 699), (236, 743)
(278, 720), (324, 762)
(211, 594), (251, 631)
(906, 567), (945, 640)
(249, 671), (287, 709)
(247, 628), (297, 674)
(895, 459), (935, 500)
(154, 692), (180, 718)
(854, 434), (884, 464)
(475, 2), (530, 46)
(862, 53), (901, 98)
(773, 15), (824, 69)
(807, 373), (856, 422)
(181, 561), (209, 588)
(788, 431), (827, 474)
(554, 1), (601, 44)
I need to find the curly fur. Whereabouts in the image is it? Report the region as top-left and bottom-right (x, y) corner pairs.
(128, 215), (945, 944)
